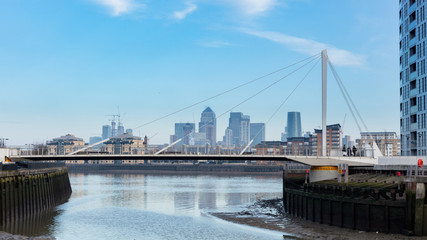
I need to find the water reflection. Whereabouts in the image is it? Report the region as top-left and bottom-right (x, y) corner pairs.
(4, 173), (283, 239)
(1, 208), (59, 237)
(70, 173), (282, 215)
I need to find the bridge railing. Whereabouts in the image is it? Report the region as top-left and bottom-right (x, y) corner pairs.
(406, 165), (427, 177)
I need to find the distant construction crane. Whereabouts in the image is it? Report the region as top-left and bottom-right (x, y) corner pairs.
(105, 107), (126, 137)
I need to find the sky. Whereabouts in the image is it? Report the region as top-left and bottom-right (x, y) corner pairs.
(0, 0), (399, 146)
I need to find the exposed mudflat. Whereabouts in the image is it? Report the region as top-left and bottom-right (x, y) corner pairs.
(211, 198), (425, 240)
(0, 232), (54, 240)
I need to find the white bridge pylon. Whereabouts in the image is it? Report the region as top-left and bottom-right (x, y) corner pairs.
(321, 50), (327, 157)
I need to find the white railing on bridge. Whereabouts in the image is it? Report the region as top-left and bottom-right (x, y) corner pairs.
(407, 165), (427, 177)
(378, 156), (426, 165)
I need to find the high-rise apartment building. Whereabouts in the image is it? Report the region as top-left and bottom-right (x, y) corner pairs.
(199, 107), (216, 145)
(250, 123), (265, 147)
(281, 127), (288, 142)
(287, 112), (302, 139)
(111, 120), (117, 137)
(229, 112), (243, 146)
(227, 112), (251, 148)
(342, 135), (353, 148)
(174, 123), (195, 146)
(117, 124), (125, 136)
(89, 136), (102, 145)
(223, 127), (233, 147)
(400, 0), (427, 155)
(241, 115), (250, 147)
(102, 125), (112, 140)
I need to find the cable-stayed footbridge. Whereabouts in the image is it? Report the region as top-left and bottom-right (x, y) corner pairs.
(9, 50), (380, 180)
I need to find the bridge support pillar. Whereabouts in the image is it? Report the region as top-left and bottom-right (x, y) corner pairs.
(309, 166), (338, 183)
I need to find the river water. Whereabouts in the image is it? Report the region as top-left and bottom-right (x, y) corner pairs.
(3, 173), (284, 239)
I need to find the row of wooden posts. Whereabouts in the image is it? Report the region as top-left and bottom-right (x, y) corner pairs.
(0, 167), (72, 226)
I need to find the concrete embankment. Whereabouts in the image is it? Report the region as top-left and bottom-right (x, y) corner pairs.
(66, 163), (286, 175)
(0, 167), (72, 227)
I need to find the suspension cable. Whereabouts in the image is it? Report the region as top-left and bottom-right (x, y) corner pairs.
(328, 60), (369, 132)
(328, 60), (363, 133)
(155, 55), (321, 154)
(70, 54), (320, 155)
(240, 58), (321, 155)
(132, 53), (320, 131)
(216, 56), (320, 120)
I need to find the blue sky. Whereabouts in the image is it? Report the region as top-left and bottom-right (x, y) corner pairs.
(0, 0), (399, 145)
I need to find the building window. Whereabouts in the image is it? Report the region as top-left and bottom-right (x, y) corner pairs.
(410, 28), (417, 40)
(411, 62), (417, 73)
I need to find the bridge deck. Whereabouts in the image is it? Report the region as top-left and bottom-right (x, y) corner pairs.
(9, 154), (375, 167)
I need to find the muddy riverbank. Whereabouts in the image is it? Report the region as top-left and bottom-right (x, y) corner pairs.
(0, 231), (53, 240)
(211, 198), (425, 240)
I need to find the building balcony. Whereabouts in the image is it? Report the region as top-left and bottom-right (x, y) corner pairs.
(409, 37), (418, 47)
(410, 123), (418, 131)
(410, 71), (418, 81)
(409, 3), (417, 14)
(409, 53), (418, 64)
(410, 105), (418, 114)
(410, 87), (418, 98)
(409, 20), (417, 31)
(411, 142), (417, 149)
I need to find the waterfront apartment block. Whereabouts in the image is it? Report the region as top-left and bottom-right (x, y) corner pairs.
(356, 132), (401, 156)
(103, 133), (146, 155)
(253, 141), (286, 155)
(253, 138), (309, 156)
(310, 124), (341, 156)
(400, 0), (427, 155)
(47, 134), (85, 155)
(285, 137), (310, 156)
(254, 124), (341, 157)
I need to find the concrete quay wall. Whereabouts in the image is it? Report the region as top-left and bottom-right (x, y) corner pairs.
(0, 167), (72, 227)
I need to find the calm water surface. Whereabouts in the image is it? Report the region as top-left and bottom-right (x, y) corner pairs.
(5, 173), (284, 239)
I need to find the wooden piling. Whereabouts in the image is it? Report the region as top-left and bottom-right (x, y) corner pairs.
(0, 167), (72, 228)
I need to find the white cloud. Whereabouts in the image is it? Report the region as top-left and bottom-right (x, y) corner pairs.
(94, 0), (142, 16)
(173, 2), (197, 20)
(199, 40), (232, 48)
(234, 0), (278, 15)
(241, 28), (365, 66)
